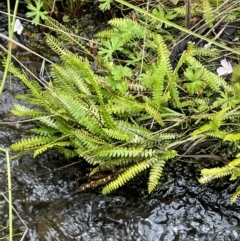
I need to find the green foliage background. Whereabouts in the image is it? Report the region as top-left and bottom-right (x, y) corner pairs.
(8, 0), (240, 202)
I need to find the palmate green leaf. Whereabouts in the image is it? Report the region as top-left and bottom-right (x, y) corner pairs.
(26, 0), (48, 25)
(102, 158), (157, 194)
(183, 68), (205, 95)
(99, 0), (113, 10)
(186, 56), (231, 93)
(98, 38), (124, 61)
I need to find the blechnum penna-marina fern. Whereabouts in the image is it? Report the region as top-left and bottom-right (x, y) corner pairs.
(8, 16), (240, 200)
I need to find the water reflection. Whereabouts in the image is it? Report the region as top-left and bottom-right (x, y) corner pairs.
(8, 158), (240, 241)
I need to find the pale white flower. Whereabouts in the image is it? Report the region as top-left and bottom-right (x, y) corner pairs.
(14, 19), (23, 35)
(217, 59), (233, 76)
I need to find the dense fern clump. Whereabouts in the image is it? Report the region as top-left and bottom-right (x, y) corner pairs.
(8, 15), (240, 201)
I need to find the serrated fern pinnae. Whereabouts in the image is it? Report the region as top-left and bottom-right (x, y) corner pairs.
(199, 157), (240, 203)
(148, 159), (166, 193)
(9, 15), (240, 200)
(102, 157), (157, 194)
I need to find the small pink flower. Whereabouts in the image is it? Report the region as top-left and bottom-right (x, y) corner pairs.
(217, 59), (233, 76)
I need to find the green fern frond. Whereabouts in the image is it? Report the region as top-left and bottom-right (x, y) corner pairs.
(11, 103), (43, 117)
(96, 28), (117, 38)
(89, 157), (136, 175)
(33, 141), (72, 157)
(199, 166), (234, 184)
(224, 133), (240, 142)
(103, 128), (133, 141)
(58, 93), (102, 135)
(117, 121), (151, 144)
(154, 34), (172, 74)
(128, 82), (147, 92)
(108, 18), (146, 38)
(31, 127), (58, 136)
(107, 97), (144, 115)
(202, 0), (214, 28)
(162, 150), (177, 159)
(55, 147), (78, 158)
(141, 149), (158, 158)
(230, 168), (240, 181)
(206, 131), (228, 139)
(46, 17), (70, 35)
(73, 129), (107, 149)
(151, 132), (178, 143)
(102, 158), (156, 194)
(173, 6), (186, 16)
(230, 186), (240, 203)
(228, 157), (240, 168)
(7, 63), (43, 100)
(186, 56), (229, 92)
(11, 136), (58, 152)
(148, 158), (166, 193)
(199, 157), (240, 203)
(192, 123), (212, 136)
(59, 52), (116, 129)
(151, 62), (166, 105)
(195, 47), (219, 57)
(51, 64), (91, 96)
(210, 108), (228, 131)
(145, 104), (164, 126)
(46, 34), (66, 55)
(98, 147), (144, 158)
(100, 104), (117, 129)
(180, 98), (208, 112)
(38, 116), (58, 129)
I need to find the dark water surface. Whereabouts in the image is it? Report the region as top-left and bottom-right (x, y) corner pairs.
(0, 77), (240, 241)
